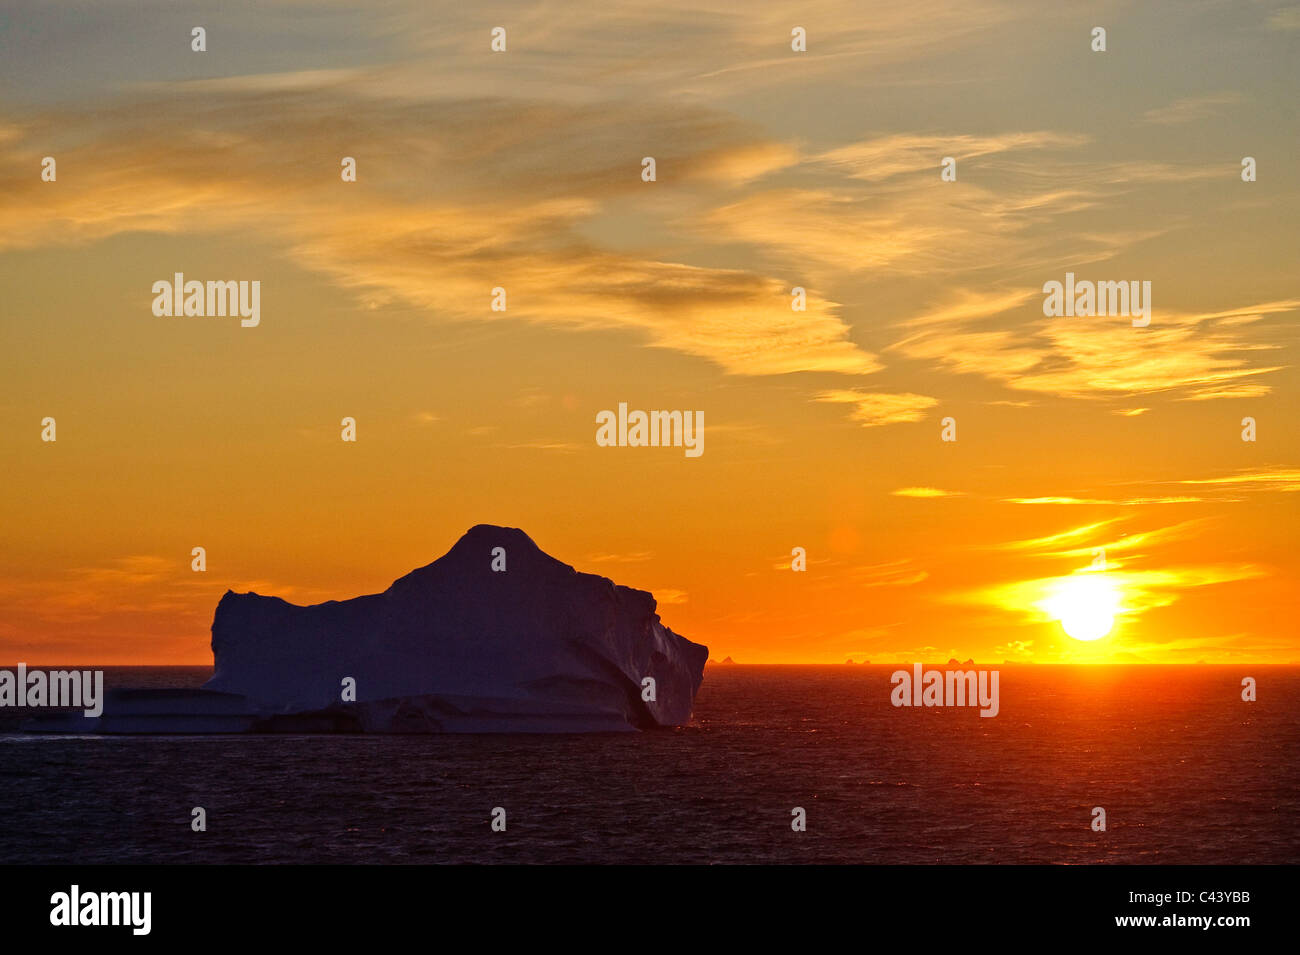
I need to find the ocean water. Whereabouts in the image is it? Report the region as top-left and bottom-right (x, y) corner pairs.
(0, 665), (1295, 864)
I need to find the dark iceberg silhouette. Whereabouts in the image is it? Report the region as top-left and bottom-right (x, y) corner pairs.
(26, 525), (708, 734)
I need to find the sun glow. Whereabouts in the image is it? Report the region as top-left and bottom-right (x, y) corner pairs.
(1042, 573), (1122, 641)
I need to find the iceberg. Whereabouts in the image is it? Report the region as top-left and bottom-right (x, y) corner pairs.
(23, 525), (708, 734)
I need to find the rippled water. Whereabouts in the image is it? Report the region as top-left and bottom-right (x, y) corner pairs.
(1, 665), (1294, 864)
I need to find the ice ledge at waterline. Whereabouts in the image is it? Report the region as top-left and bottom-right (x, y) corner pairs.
(24, 525), (708, 734)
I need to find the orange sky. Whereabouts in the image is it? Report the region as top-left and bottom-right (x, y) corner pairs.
(1, 1), (1297, 664)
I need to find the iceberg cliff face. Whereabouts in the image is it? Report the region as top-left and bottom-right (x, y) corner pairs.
(201, 525), (708, 732)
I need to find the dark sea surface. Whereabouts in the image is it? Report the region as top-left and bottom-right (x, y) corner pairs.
(1, 665), (1295, 864)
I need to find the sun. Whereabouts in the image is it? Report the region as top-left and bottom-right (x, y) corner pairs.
(1043, 573), (1122, 642)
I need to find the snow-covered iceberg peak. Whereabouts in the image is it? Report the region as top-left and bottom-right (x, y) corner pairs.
(203, 525), (708, 732)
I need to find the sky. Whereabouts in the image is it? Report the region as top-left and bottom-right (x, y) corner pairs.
(1, 0), (1297, 664)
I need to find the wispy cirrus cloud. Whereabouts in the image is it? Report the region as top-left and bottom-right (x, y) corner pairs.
(813, 131), (1088, 182)
(1005, 465), (1300, 505)
(0, 555), (328, 626)
(693, 173), (1104, 280)
(959, 515), (1267, 634)
(1175, 467), (1300, 493)
(961, 563), (1269, 625)
(890, 292), (1297, 400)
(0, 91), (877, 379)
(993, 520), (1121, 552)
(1143, 92), (1244, 126)
(1267, 6), (1300, 31)
(586, 552), (655, 564)
(813, 389), (939, 426)
(892, 487), (961, 498)
(1041, 519), (1216, 561)
(1004, 495), (1206, 506)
